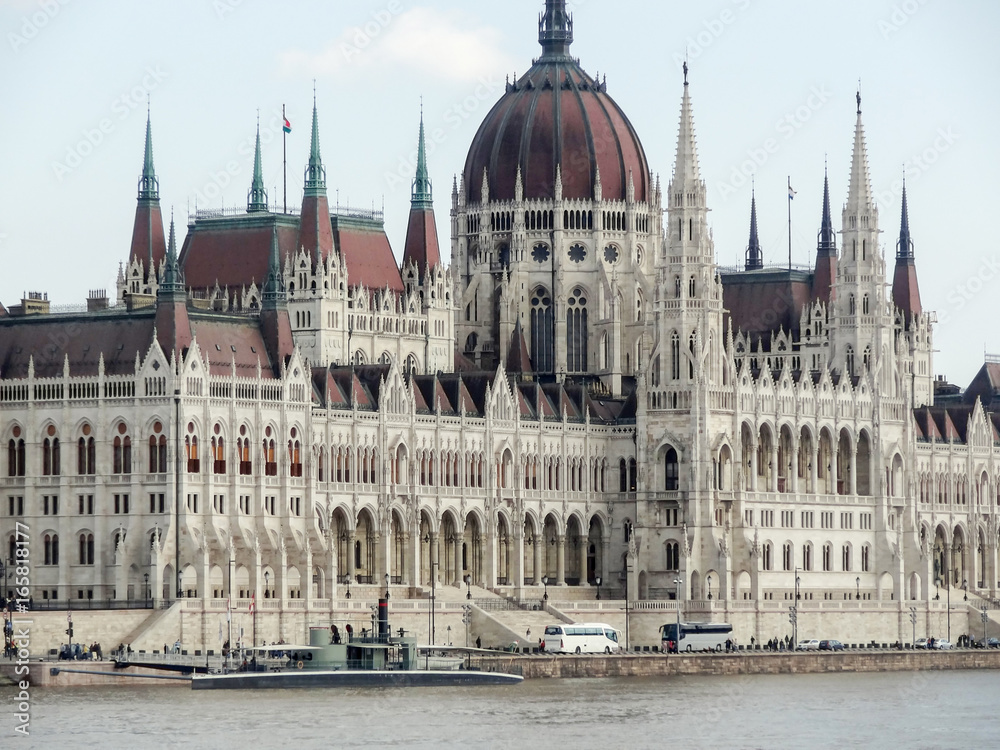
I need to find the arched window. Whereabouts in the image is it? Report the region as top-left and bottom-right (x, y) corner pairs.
(113, 435), (131, 475)
(288, 437), (302, 477)
(44, 534), (59, 565)
(530, 287), (553, 373)
(566, 288), (588, 373)
(845, 346), (855, 377)
(238, 437), (252, 475)
(664, 448), (679, 491)
(212, 436), (226, 474)
(8, 437), (25, 477)
(148, 435), (166, 473)
(79, 533), (94, 565)
(665, 541), (680, 571)
(263, 438), (277, 476)
(43, 436), (60, 476)
(185, 435), (200, 473)
(670, 331), (681, 381)
(78, 437), (95, 475)
(688, 275), (696, 298)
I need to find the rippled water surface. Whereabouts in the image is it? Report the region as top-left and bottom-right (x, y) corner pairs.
(10, 669), (1000, 749)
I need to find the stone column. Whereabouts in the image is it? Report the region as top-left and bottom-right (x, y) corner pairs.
(849, 448), (857, 496)
(533, 535), (543, 586)
(346, 531), (356, 582)
(151, 537), (163, 607)
(430, 532), (440, 585)
(304, 542), (314, 610)
(749, 441), (758, 492)
(556, 535), (566, 585)
(482, 533), (494, 589)
(453, 534), (463, 587)
(601, 538), (611, 592)
(402, 533), (412, 587)
(512, 523), (524, 597)
(769, 440), (778, 493)
(810, 442), (819, 494)
(789, 436), (800, 494)
(200, 546), (211, 603)
(578, 538), (588, 585)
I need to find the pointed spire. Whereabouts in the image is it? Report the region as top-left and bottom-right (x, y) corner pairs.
(403, 107), (442, 277)
(411, 103), (432, 208)
(538, 0), (573, 60)
(159, 211), (185, 296)
(846, 92), (873, 211)
(897, 175), (913, 259)
(745, 186), (763, 270)
(138, 107), (159, 201)
(303, 87), (327, 195)
(247, 116), (269, 213)
(817, 165), (836, 255)
(672, 65), (702, 187)
(262, 223), (285, 306)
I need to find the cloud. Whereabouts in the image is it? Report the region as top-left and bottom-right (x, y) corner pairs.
(280, 6), (516, 84)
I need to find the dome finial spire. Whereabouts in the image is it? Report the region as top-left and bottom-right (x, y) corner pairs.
(538, 0), (573, 60)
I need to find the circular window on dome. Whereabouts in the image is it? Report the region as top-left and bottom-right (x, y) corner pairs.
(531, 243), (550, 263)
(604, 245), (620, 264)
(568, 244), (587, 263)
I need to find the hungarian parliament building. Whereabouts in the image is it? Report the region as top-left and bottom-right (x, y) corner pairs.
(4, 1), (998, 626)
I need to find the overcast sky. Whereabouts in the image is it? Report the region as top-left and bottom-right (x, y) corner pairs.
(1, 0), (998, 385)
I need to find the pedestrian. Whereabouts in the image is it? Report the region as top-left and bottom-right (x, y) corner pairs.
(750, 636), (756, 650)
(476, 636), (482, 649)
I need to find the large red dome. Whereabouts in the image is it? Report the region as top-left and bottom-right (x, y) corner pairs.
(463, 7), (649, 205)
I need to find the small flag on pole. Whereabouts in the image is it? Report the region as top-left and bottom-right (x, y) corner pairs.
(788, 185), (796, 200)
(283, 117), (292, 134)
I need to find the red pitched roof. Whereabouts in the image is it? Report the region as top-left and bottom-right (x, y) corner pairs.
(129, 200), (167, 280)
(335, 221), (403, 293)
(892, 257), (922, 321)
(179, 219), (300, 291)
(402, 206), (441, 274)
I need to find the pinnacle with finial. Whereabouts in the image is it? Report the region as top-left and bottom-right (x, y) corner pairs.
(411, 104), (432, 207)
(303, 87), (326, 195)
(138, 108), (159, 201)
(898, 173), (913, 259)
(248, 116), (268, 213)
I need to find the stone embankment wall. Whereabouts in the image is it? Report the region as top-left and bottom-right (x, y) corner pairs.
(476, 649), (1000, 679)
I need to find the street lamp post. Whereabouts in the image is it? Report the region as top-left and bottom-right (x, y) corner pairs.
(982, 607), (989, 647)
(595, 576), (601, 601)
(856, 576), (860, 600)
(542, 576), (549, 602)
(264, 571), (270, 600)
(447, 625), (452, 646)
(345, 575), (352, 599)
(909, 607), (917, 649)
(465, 574), (472, 600)
(707, 574), (713, 601)
(673, 577), (683, 654)
(144, 573), (150, 605)
(963, 578), (968, 602)
(384, 572), (390, 601)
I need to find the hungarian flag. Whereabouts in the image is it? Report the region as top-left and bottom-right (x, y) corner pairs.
(283, 117), (292, 134)
(248, 593), (255, 614)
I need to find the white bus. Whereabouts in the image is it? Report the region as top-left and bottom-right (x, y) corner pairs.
(660, 622), (733, 653)
(541, 623), (623, 654)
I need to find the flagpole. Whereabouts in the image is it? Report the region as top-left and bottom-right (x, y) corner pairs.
(283, 104), (287, 214)
(787, 176), (792, 270)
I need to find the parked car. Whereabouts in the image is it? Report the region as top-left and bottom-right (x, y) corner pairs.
(795, 639), (821, 651)
(819, 639), (845, 651)
(914, 638), (931, 649)
(933, 639), (954, 650)
(985, 637), (1000, 649)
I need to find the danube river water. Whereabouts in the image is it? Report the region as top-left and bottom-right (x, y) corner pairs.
(10, 670), (1000, 749)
